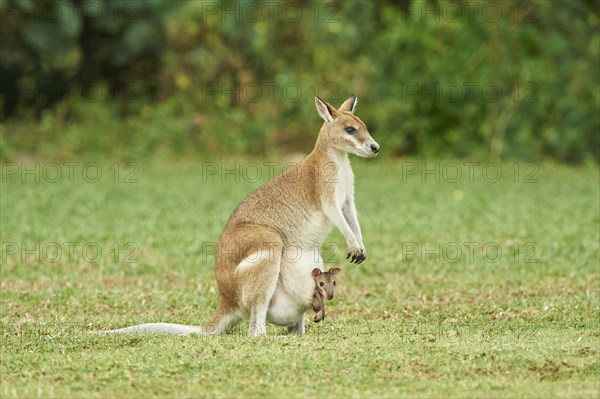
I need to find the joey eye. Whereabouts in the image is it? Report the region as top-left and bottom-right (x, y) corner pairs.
(344, 126), (356, 134)
(319, 282), (325, 287)
(333, 281), (336, 286)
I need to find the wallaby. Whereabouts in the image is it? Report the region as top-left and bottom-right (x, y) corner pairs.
(99, 94), (379, 336)
(311, 267), (340, 323)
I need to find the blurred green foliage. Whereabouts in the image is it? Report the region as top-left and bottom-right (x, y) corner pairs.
(1, 0), (598, 163)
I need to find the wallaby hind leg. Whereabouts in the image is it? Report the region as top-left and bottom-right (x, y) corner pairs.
(234, 237), (283, 337)
(248, 249), (282, 336)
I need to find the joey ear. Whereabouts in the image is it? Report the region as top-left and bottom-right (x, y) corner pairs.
(339, 94), (357, 113)
(312, 268), (322, 278)
(328, 267), (341, 276)
(315, 96), (337, 123)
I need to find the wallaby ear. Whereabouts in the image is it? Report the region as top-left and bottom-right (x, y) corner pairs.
(312, 268), (322, 278)
(315, 96), (337, 123)
(339, 94), (357, 113)
(328, 267), (341, 276)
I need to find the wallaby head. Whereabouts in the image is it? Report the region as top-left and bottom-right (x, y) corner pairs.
(314, 94), (380, 157)
(311, 267), (341, 300)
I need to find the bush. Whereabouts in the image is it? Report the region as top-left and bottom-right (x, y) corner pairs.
(1, 0), (598, 163)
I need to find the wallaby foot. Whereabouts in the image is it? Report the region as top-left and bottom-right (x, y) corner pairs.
(313, 311), (324, 323)
(248, 304), (269, 337)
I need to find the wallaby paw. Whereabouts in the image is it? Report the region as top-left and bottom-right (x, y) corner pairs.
(346, 247), (366, 264)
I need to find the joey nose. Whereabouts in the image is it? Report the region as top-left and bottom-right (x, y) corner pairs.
(370, 143), (380, 154)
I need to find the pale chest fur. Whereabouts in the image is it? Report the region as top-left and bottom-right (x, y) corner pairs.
(329, 152), (354, 208)
(267, 248), (322, 325)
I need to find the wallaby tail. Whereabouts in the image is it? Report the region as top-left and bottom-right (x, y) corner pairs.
(97, 323), (203, 335)
(96, 305), (239, 336)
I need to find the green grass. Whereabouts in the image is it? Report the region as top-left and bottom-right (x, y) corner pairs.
(1, 158), (598, 398)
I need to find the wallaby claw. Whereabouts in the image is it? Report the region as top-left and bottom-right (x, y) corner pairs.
(347, 248), (366, 264)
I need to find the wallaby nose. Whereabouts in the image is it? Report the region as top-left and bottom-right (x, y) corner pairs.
(370, 143), (380, 154)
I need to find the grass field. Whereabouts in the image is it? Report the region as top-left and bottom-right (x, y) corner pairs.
(1, 158), (598, 398)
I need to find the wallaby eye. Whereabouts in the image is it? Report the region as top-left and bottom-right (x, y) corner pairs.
(333, 281), (336, 286)
(345, 126), (356, 134)
(319, 282), (325, 287)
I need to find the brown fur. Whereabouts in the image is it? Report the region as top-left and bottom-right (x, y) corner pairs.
(311, 267), (341, 323)
(205, 95), (377, 335)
